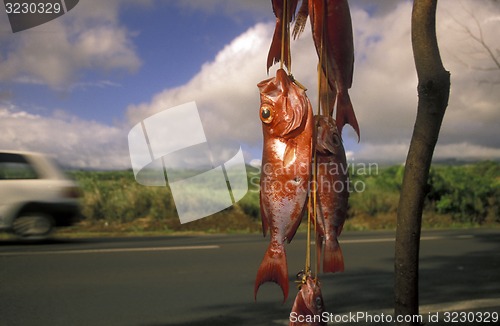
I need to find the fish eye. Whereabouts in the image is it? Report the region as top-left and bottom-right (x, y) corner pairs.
(260, 104), (273, 123)
(332, 134), (341, 146)
(315, 297), (322, 308)
(262, 108), (271, 119)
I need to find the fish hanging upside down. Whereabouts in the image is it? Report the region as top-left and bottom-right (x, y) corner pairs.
(294, 0), (360, 140)
(255, 69), (314, 302)
(315, 114), (348, 273)
(290, 273), (327, 326)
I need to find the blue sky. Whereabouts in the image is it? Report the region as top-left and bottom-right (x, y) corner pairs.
(1, 1), (265, 123)
(1, 0), (499, 169)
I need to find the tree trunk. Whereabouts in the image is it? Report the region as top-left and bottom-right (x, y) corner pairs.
(394, 0), (450, 324)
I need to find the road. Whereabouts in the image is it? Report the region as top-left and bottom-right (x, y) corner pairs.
(0, 229), (499, 325)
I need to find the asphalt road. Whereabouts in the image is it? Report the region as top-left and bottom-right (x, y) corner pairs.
(0, 229), (499, 326)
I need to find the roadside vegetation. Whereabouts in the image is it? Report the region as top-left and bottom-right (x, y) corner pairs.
(66, 161), (499, 235)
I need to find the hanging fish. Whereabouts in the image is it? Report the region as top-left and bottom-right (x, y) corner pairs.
(315, 114), (348, 273)
(294, 0), (360, 140)
(255, 69), (314, 302)
(290, 273), (327, 326)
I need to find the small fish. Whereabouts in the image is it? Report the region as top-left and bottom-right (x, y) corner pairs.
(290, 274), (326, 326)
(315, 114), (348, 273)
(294, 0), (360, 140)
(255, 69), (314, 302)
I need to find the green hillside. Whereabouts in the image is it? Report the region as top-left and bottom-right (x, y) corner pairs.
(67, 161), (499, 234)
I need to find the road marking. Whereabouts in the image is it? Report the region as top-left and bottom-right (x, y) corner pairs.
(341, 235), (446, 244)
(456, 234), (474, 239)
(356, 297), (500, 315)
(0, 245), (220, 257)
(1, 234), (474, 256)
(420, 297), (500, 312)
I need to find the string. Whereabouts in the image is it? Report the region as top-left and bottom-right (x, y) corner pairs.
(280, 0), (287, 70)
(305, 188), (312, 277)
(287, 2), (292, 74)
(304, 23), (325, 282)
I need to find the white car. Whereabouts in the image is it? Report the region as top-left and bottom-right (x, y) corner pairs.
(0, 150), (83, 239)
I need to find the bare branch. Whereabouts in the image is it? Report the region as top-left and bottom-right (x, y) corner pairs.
(452, 1), (500, 70)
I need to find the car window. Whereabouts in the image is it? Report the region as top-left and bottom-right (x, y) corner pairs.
(0, 153), (39, 180)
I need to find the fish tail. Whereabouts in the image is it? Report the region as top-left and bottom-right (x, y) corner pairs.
(336, 91), (360, 141)
(267, 29), (291, 73)
(323, 236), (345, 273)
(267, 21), (285, 72)
(254, 242), (289, 302)
(260, 195), (269, 237)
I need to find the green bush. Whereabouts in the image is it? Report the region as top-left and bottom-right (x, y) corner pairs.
(71, 170), (177, 223)
(427, 161), (499, 224)
(68, 161), (499, 231)
(349, 166), (401, 217)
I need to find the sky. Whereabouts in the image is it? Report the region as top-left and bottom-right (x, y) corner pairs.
(0, 0), (499, 169)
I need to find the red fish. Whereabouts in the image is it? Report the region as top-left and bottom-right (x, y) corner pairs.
(315, 114), (348, 273)
(255, 69), (314, 302)
(294, 0), (360, 140)
(267, 0), (300, 72)
(289, 274), (326, 326)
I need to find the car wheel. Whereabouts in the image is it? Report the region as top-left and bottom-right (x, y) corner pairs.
(12, 213), (54, 239)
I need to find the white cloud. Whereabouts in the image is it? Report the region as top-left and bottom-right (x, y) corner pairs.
(435, 142), (500, 160)
(0, 105), (130, 169)
(126, 22), (280, 162)
(125, 21), (320, 166)
(351, 0), (500, 161)
(349, 2), (418, 144)
(126, 0), (499, 166)
(0, 0), (142, 89)
(1, 0), (498, 169)
(436, 0), (500, 151)
(173, 0), (269, 17)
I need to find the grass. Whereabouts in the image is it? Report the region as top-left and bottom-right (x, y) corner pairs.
(55, 211), (499, 239)
(4, 161), (496, 239)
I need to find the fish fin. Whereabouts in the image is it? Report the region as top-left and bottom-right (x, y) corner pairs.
(315, 206), (325, 272)
(259, 194), (269, 237)
(323, 235), (344, 273)
(336, 91), (360, 142)
(292, 0), (308, 39)
(337, 223), (344, 237)
(267, 21), (287, 73)
(316, 233), (324, 274)
(285, 210), (303, 244)
(285, 193), (307, 243)
(254, 243), (289, 302)
(290, 286), (308, 324)
(319, 68), (336, 118)
(283, 142), (297, 168)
